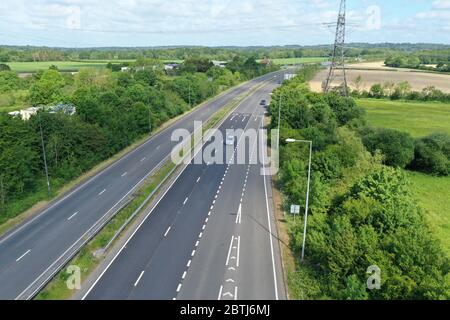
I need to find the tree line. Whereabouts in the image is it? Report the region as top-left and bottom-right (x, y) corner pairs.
(269, 67), (450, 299)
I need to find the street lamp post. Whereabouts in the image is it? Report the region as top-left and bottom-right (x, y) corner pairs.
(286, 138), (312, 261)
(38, 112), (52, 198)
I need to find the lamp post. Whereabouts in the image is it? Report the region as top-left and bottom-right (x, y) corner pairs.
(285, 138), (312, 261)
(38, 112), (52, 198)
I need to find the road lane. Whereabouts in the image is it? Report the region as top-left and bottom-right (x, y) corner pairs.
(84, 77), (284, 300)
(0, 71), (283, 300)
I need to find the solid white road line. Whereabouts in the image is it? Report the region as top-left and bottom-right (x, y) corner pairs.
(67, 212), (79, 221)
(134, 271), (145, 287)
(16, 250), (31, 262)
(164, 226), (171, 237)
(98, 189), (106, 196)
(261, 118), (279, 301)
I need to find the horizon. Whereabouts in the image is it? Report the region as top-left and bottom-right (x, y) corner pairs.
(1, 1), (450, 47)
(1, 42), (450, 50)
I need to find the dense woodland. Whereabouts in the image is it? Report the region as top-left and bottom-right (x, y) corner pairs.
(0, 56), (278, 223)
(385, 49), (450, 72)
(2, 43), (450, 62)
(270, 67), (450, 299)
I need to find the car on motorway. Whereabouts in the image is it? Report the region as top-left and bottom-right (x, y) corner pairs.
(225, 134), (235, 146)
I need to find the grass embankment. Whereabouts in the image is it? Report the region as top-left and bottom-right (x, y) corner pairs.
(359, 98), (450, 257)
(35, 85), (252, 300)
(358, 99), (450, 137)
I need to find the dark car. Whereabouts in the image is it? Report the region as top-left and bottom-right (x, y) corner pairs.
(260, 100), (267, 106)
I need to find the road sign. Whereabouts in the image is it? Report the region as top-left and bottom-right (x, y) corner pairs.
(290, 205), (300, 215)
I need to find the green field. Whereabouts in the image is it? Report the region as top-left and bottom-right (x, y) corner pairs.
(268, 57), (328, 65)
(359, 98), (450, 257)
(358, 98), (450, 137)
(6, 60), (135, 73)
(408, 172), (450, 256)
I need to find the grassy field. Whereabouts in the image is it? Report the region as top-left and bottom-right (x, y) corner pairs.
(359, 98), (450, 257)
(266, 57), (328, 65)
(407, 172), (450, 257)
(357, 99), (450, 137)
(6, 60), (134, 73)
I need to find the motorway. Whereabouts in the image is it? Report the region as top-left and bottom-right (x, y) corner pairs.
(83, 78), (285, 300)
(0, 71), (284, 300)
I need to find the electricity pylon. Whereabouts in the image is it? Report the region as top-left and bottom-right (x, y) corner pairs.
(324, 0), (348, 96)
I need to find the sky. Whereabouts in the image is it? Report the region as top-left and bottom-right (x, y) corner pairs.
(0, 0), (449, 47)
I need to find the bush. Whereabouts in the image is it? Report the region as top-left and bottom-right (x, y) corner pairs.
(361, 128), (415, 168)
(409, 133), (450, 176)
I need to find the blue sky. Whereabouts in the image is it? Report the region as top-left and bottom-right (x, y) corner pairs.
(0, 0), (449, 47)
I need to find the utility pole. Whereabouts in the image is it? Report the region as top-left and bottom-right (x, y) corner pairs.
(38, 112), (52, 197)
(188, 83), (191, 109)
(147, 96), (152, 135)
(324, 0), (348, 96)
(285, 139), (313, 261)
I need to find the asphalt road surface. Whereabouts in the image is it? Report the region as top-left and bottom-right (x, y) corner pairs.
(84, 77), (285, 300)
(0, 72), (283, 300)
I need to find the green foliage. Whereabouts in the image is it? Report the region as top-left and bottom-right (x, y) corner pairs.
(0, 71), (22, 92)
(274, 72), (450, 300)
(305, 167), (450, 299)
(29, 69), (66, 105)
(410, 133), (450, 176)
(361, 128), (415, 168)
(0, 64), (10, 71)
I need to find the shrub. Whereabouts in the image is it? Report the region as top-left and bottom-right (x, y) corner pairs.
(410, 133), (450, 176)
(361, 128), (415, 168)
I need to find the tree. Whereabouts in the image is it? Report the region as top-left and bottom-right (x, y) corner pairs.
(0, 64), (10, 71)
(29, 69), (65, 105)
(361, 128), (415, 168)
(410, 133), (450, 176)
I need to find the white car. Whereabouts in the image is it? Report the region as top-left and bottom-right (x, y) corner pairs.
(225, 135), (235, 146)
